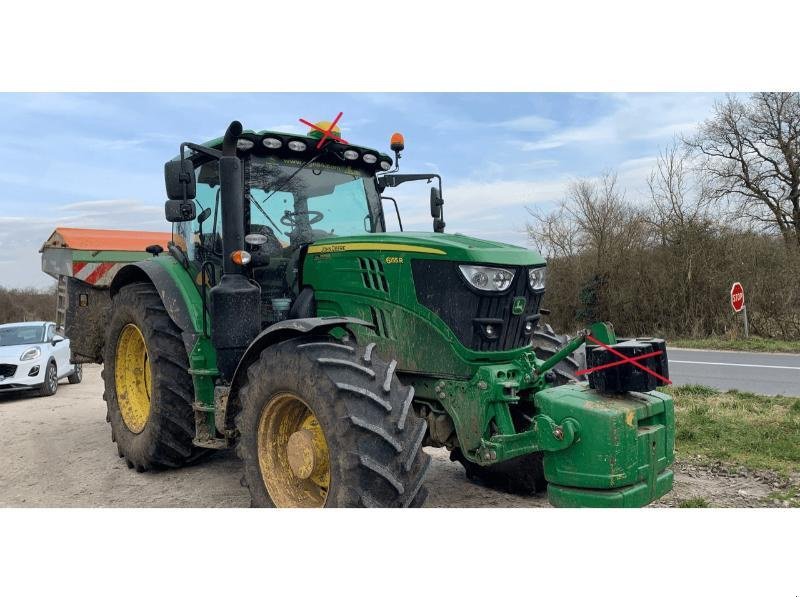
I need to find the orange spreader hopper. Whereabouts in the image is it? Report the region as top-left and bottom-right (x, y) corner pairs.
(41, 227), (175, 288)
(41, 227), (173, 252)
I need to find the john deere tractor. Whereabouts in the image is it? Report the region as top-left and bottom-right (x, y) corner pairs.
(70, 118), (675, 508)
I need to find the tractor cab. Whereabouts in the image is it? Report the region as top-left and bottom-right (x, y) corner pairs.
(170, 120), (441, 328)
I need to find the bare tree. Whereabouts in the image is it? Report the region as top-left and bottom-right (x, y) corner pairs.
(526, 202), (581, 259)
(685, 93), (800, 248)
(646, 141), (714, 244)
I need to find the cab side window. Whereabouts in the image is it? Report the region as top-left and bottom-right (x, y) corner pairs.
(46, 324), (55, 342)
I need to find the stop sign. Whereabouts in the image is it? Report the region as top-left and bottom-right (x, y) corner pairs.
(730, 282), (745, 313)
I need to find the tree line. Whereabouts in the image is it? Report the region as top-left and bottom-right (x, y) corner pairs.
(0, 286), (58, 325)
(527, 93), (800, 340)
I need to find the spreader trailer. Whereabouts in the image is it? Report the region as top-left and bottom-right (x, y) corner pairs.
(42, 117), (675, 507)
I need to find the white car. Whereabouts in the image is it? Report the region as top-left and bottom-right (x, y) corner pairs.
(0, 321), (82, 396)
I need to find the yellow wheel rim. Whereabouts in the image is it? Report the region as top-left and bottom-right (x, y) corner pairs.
(257, 393), (331, 508)
(115, 324), (152, 434)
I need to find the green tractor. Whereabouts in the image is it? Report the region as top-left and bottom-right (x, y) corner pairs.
(86, 118), (674, 507)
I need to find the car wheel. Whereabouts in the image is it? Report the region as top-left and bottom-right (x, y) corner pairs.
(38, 361), (58, 397)
(68, 364), (83, 384)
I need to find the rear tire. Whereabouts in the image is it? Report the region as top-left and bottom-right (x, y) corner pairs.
(102, 282), (197, 471)
(67, 364), (82, 384)
(236, 337), (430, 508)
(38, 360), (58, 397)
(450, 324), (586, 495)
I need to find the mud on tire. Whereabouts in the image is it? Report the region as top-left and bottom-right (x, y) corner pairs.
(451, 324), (586, 495)
(236, 336), (431, 508)
(102, 282), (197, 472)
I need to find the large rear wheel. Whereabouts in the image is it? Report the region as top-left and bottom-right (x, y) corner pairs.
(236, 337), (430, 507)
(451, 324), (585, 495)
(102, 282), (197, 471)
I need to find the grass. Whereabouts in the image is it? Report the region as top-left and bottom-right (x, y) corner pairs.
(666, 385), (800, 475)
(678, 497), (710, 508)
(669, 336), (800, 353)
(766, 486), (800, 508)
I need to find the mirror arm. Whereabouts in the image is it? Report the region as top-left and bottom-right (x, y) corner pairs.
(378, 173), (441, 193)
(181, 142), (223, 162)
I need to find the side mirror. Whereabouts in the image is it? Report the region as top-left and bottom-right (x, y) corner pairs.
(197, 207), (212, 224)
(165, 199), (196, 223)
(164, 159), (197, 223)
(430, 187), (443, 219)
(164, 159), (196, 201)
(52, 335), (64, 345)
(430, 187), (445, 232)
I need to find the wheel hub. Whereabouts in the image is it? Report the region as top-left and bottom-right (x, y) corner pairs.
(257, 394), (331, 507)
(114, 323), (152, 434)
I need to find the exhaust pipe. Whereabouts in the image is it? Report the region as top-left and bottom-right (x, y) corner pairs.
(211, 121), (261, 380)
(220, 121), (245, 275)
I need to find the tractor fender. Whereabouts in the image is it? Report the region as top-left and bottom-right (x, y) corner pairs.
(225, 316), (373, 430)
(110, 260), (201, 356)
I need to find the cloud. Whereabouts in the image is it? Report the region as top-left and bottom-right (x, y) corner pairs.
(517, 94), (717, 152)
(494, 115), (558, 132)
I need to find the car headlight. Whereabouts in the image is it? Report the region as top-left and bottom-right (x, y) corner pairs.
(528, 266), (546, 291)
(459, 265), (515, 292)
(20, 347), (41, 361)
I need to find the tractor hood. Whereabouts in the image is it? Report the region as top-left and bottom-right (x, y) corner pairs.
(307, 232), (545, 266)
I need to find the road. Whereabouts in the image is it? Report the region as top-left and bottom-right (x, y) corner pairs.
(667, 347), (800, 396)
(0, 364), (792, 508)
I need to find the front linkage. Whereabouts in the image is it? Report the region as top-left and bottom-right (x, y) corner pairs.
(426, 322), (676, 508)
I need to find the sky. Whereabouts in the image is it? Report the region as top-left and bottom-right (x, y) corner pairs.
(0, 92), (725, 289)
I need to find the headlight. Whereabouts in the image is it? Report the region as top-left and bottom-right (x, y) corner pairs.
(262, 137), (283, 149)
(528, 266), (546, 291)
(459, 265), (515, 292)
(20, 347), (41, 361)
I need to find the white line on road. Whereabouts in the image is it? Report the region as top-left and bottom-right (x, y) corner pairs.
(669, 360), (800, 370)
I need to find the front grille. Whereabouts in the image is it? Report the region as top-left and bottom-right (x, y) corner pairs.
(0, 364), (18, 378)
(411, 260), (543, 351)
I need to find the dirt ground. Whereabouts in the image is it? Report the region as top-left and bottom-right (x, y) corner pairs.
(0, 365), (792, 508)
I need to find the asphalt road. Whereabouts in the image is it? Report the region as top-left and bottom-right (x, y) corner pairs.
(667, 347), (800, 396)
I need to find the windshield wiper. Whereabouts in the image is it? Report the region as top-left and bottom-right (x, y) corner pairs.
(258, 152), (322, 207)
(246, 191), (287, 237)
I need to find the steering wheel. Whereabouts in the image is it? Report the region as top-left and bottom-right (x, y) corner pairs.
(280, 210), (324, 227)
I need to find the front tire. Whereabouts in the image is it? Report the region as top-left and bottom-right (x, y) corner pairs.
(236, 337), (430, 508)
(102, 282), (196, 471)
(450, 324), (586, 495)
(38, 360), (58, 397)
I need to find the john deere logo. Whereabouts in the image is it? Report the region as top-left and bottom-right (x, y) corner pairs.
(512, 297), (526, 315)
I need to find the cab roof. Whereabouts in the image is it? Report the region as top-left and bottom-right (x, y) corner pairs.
(182, 128), (393, 174)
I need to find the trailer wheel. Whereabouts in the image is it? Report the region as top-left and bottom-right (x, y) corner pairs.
(67, 364), (83, 384)
(102, 282), (197, 471)
(450, 324), (585, 495)
(236, 337), (430, 508)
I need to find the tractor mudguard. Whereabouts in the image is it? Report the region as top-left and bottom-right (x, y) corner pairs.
(224, 316), (373, 430)
(110, 258), (206, 358)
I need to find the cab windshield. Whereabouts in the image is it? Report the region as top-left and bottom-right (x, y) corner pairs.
(245, 156), (383, 247)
